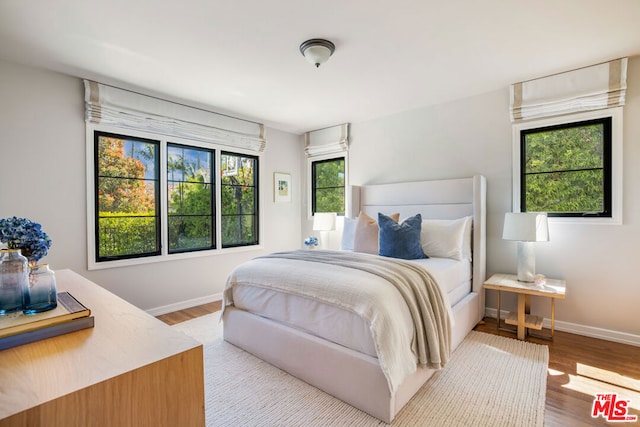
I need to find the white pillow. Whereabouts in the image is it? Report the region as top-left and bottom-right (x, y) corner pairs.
(420, 216), (472, 261)
(340, 217), (357, 251)
(461, 216), (473, 261)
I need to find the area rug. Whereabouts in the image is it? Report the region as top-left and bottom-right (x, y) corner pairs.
(173, 313), (549, 426)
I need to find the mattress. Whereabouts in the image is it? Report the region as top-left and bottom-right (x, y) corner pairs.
(230, 256), (470, 358)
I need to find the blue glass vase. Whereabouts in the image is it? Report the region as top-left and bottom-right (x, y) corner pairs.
(23, 264), (57, 314)
(0, 249), (29, 315)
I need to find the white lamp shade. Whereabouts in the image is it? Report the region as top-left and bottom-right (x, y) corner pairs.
(313, 212), (336, 231)
(502, 212), (549, 242)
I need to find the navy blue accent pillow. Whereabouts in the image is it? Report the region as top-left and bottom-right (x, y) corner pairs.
(378, 213), (428, 260)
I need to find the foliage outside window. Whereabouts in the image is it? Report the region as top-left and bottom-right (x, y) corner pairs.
(95, 132), (160, 261)
(167, 144), (215, 253)
(520, 117), (611, 217)
(312, 157), (345, 215)
(221, 152), (259, 247)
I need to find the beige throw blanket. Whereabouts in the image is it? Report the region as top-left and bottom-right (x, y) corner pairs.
(223, 250), (452, 393)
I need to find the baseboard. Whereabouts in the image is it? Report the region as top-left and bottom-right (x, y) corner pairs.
(146, 292), (223, 316)
(484, 308), (640, 347)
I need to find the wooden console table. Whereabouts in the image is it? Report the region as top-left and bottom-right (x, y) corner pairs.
(0, 269), (205, 426)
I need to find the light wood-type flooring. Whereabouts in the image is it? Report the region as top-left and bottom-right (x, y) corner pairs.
(158, 304), (640, 426)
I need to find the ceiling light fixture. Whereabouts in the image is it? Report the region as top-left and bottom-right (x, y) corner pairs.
(299, 39), (335, 68)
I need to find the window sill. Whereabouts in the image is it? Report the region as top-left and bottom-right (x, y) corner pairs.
(87, 244), (264, 270)
(548, 216), (622, 226)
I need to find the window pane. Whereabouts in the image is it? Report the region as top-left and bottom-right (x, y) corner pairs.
(315, 159), (345, 187)
(221, 153), (258, 247)
(98, 178), (157, 212)
(168, 216), (212, 251)
(221, 215), (257, 246)
(96, 133), (160, 261)
(98, 215), (158, 258)
(99, 138), (157, 179)
(525, 170), (604, 213)
(521, 118), (610, 217)
(167, 144), (214, 253)
(221, 186), (255, 215)
(168, 182), (212, 215)
(524, 123), (604, 173)
(312, 158), (345, 214)
(315, 188), (344, 213)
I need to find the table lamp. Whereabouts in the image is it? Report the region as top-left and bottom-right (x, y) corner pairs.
(313, 213), (336, 249)
(502, 212), (549, 282)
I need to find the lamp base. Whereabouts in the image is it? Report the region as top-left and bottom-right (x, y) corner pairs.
(516, 241), (535, 282)
(319, 230), (330, 250)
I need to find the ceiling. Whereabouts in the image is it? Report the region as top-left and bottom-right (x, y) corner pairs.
(1, 1), (639, 134)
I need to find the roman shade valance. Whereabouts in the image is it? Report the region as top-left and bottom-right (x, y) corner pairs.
(510, 58), (627, 122)
(84, 80), (266, 152)
(304, 123), (350, 157)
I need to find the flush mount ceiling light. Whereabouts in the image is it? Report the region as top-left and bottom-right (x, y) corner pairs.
(299, 39), (335, 68)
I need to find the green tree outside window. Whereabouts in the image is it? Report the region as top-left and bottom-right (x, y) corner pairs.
(312, 157), (345, 215)
(521, 117), (611, 217)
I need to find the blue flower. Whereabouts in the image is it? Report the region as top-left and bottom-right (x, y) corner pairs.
(0, 217), (52, 262)
(304, 236), (318, 247)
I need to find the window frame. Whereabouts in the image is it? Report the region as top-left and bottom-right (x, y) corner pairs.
(86, 124), (262, 270)
(220, 151), (259, 248)
(511, 107), (623, 225)
(94, 131), (162, 262)
(166, 142), (216, 254)
(309, 154), (347, 218)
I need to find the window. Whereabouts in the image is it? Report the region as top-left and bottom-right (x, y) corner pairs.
(167, 144), (215, 253)
(92, 130), (259, 266)
(520, 118), (611, 217)
(95, 132), (160, 261)
(221, 152), (259, 247)
(311, 157), (345, 215)
(513, 108), (622, 222)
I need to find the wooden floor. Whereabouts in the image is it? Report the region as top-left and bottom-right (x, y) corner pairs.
(158, 304), (640, 426)
(475, 318), (640, 427)
(156, 301), (222, 326)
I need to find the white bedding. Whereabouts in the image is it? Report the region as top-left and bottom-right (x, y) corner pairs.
(225, 250), (452, 393)
(230, 255), (469, 359)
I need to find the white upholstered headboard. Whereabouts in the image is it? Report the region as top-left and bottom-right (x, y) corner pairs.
(349, 175), (486, 317)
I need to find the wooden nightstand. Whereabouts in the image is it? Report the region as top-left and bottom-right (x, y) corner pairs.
(483, 273), (566, 341)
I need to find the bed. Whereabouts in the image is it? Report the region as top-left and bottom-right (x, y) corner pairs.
(222, 175), (486, 423)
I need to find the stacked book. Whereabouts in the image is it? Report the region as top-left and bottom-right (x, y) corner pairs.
(0, 292), (94, 350)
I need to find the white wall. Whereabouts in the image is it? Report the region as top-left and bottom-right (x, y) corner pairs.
(344, 56), (640, 343)
(4, 54), (639, 342)
(0, 59), (302, 313)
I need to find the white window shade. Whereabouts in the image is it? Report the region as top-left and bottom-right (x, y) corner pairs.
(84, 80), (266, 152)
(304, 123), (349, 157)
(510, 58), (627, 122)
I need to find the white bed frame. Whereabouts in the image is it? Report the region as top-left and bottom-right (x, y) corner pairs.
(223, 175), (486, 423)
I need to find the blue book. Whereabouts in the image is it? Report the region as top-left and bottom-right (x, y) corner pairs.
(0, 315), (94, 350)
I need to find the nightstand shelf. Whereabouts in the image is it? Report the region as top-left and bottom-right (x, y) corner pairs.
(483, 273), (566, 341)
(504, 312), (543, 330)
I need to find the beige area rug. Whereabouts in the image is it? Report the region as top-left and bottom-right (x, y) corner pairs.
(173, 313), (548, 427)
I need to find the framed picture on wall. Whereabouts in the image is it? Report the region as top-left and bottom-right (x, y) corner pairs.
(274, 172), (291, 202)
